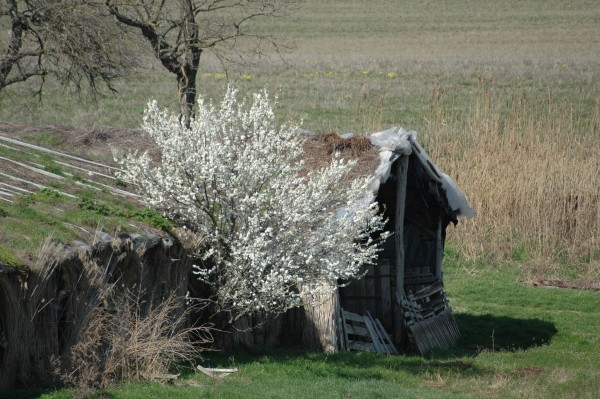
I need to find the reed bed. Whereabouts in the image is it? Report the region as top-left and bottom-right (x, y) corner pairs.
(424, 85), (600, 279)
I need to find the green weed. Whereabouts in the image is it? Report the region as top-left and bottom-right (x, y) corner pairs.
(24, 131), (61, 146)
(78, 196), (172, 231)
(0, 245), (23, 267)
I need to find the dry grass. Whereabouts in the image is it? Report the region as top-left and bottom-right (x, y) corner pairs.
(0, 235), (211, 389)
(55, 240), (212, 389)
(425, 85), (600, 279)
(62, 289), (212, 389)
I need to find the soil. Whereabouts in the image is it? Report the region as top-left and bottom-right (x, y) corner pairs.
(532, 279), (600, 291)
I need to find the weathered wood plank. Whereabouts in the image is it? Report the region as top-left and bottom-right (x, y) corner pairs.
(393, 155), (409, 346)
(365, 264), (376, 316)
(0, 155), (66, 180)
(196, 365), (237, 379)
(363, 314), (384, 353)
(379, 260), (392, 331)
(339, 305), (349, 352)
(435, 217), (443, 279)
(54, 160), (117, 181)
(374, 317), (398, 355)
(345, 324), (369, 337)
(0, 172), (77, 198)
(0, 182), (34, 194)
(341, 309), (364, 323)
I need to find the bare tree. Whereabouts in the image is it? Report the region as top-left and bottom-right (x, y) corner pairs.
(0, 0), (137, 97)
(104, 0), (293, 127)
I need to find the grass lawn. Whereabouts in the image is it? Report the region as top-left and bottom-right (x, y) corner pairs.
(13, 252), (598, 399)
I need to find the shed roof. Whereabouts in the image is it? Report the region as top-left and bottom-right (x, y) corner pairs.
(367, 127), (476, 220)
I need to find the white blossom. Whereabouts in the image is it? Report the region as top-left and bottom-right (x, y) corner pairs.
(116, 86), (388, 320)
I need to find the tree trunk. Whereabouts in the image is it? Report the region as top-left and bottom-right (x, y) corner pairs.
(177, 63), (199, 129)
(302, 281), (339, 353)
(106, 0), (202, 129)
(0, 2), (26, 90)
(178, 0), (202, 129)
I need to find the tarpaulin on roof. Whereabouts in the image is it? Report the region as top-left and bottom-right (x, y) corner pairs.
(367, 127), (475, 220)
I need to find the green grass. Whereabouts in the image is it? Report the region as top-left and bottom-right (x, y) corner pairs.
(8, 253), (598, 399)
(0, 188), (171, 266)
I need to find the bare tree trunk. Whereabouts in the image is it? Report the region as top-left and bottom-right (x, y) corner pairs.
(106, 0), (201, 128)
(105, 0), (291, 129)
(0, 1), (23, 89)
(177, 0), (201, 128)
(177, 68), (198, 129)
(302, 281), (339, 353)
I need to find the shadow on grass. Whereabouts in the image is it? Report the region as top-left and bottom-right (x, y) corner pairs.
(194, 346), (489, 382)
(192, 313), (557, 382)
(0, 387), (72, 399)
(450, 313), (558, 355)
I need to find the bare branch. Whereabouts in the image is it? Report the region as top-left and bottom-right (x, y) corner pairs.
(103, 0), (294, 126)
(1, 0), (138, 95)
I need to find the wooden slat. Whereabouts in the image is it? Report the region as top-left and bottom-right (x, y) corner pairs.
(400, 283), (461, 354)
(347, 340), (375, 352)
(345, 324), (369, 337)
(365, 313), (387, 354)
(0, 182), (34, 194)
(374, 317), (398, 355)
(341, 309), (364, 323)
(435, 217), (443, 279)
(340, 308), (398, 355)
(0, 172), (77, 198)
(363, 314), (384, 353)
(0, 155), (66, 180)
(0, 134), (119, 170)
(339, 305), (349, 352)
(0, 188), (14, 197)
(365, 265), (376, 316)
(54, 160), (117, 180)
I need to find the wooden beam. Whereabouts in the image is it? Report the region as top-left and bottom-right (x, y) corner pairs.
(393, 155), (409, 347)
(435, 217), (443, 279)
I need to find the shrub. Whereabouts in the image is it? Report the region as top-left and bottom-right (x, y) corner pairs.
(116, 86), (388, 321)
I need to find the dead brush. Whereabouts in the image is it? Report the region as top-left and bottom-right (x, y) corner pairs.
(41, 237), (213, 389)
(61, 287), (212, 388)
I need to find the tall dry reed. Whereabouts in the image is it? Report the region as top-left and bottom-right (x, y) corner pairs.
(425, 84), (600, 279)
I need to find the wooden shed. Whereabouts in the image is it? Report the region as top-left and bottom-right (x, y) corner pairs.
(336, 127), (475, 354)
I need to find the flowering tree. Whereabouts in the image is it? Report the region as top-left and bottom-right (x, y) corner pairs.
(116, 87), (387, 321)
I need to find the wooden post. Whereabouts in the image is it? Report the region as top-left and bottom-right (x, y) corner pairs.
(393, 155), (409, 347)
(435, 217), (443, 279)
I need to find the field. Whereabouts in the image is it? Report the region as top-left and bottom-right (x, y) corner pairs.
(1, 0), (600, 398)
